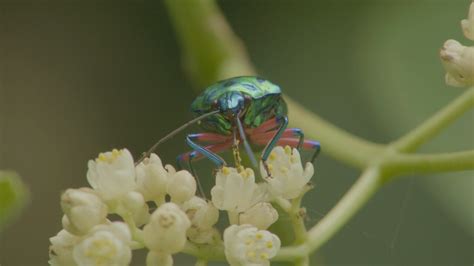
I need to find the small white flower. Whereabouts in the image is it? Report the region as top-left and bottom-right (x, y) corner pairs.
(121, 191), (150, 227)
(143, 202), (191, 254)
(461, 1), (474, 41)
(167, 169), (197, 203)
(72, 222), (132, 266)
(87, 149), (136, 201)
(60, 188), (108, 235)
(49, 229), (80, 266)
(181, 196), (219, 229)
(260, 146), (314, 199)
(135, 153), (169, 202)
(440, 39), (474, 87)
(239, 202), (278, 230)
(146, 251), (173, 266)
(211, 167), (260, 213)
(224, 224), (281, 266)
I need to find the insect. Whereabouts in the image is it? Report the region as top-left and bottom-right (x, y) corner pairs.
(138, 76), (320, 176)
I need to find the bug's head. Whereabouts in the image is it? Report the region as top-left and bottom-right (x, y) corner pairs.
(216, 91), (246, 118)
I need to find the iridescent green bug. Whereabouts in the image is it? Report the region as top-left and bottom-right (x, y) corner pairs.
(139, 76), (320, 175)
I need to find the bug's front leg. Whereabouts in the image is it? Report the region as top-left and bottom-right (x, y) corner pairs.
(252, 132), (321, 163)
(251, 127), (321, 164)
(274, 138), (321, 163)
(180, 133), (230, 169)
(177, 137), (232, 199)
(258, 116), (289, 176)
(177, 133), (225, 169)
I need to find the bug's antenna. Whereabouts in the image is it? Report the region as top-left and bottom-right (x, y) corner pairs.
(235, 116), (258, 167)
(136, 110), (220, 165)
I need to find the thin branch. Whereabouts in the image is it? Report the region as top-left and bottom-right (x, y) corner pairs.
(303, 167), (381, 254)
(195, 258), (208, 266)
(285, 96), (385, 169)
(182, 241), (226, 261)
(274, 167), (382, 261)
(385, 150), (474, 178)
(164, 0), (255, 88)
(294, 256), (310, 266)
(289, 184), (311, 244)
(392, 87), (474, 152)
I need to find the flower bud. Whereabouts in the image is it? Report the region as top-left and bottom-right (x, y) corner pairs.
(181, 196), (219, 229)
(122, 191), (150, 227)
(239, 202), (278, 230)
(72, 222), (132, 266)
(461, 2), (474, 41)
(60, 188), (107, 235)
(440, 39), (474, 87)
(87, 149), (136, 201)
(143, 202), (191, 254)
(167, 170), (196, 203)
(61, 215), (77, 237)
(224, 224), (280, 266)
(211, 167), (260, 212)
(146, 251), (173, 266)
(260, 146), (314, 199)
(135, 153), (169, 202)
(49, 229), (80, 266)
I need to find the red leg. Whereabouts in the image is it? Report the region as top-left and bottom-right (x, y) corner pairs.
(245, 117), (280, 135)
(252, 136), (319, 150)
(274, 138), (320, 150)
(252, 136), (321, 163)
(187, 133), (230, 143)
(177, 141), (233, 162)
(176, 133), (231, 169)
(250, 128), (301, 144)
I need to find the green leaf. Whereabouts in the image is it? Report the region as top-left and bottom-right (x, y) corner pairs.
(0, 171), (28, 231)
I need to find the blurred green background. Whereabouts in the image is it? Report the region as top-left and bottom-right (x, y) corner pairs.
(0, 1), (472, 265)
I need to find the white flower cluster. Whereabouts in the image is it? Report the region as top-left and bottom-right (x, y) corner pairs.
(440, 1), (474, 88)
(211, 146), (313, 265)
(49, 146), (314, 266)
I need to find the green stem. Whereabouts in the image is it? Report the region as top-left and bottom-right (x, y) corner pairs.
(195, 258), (208, 266)
(285, 96), (385, 169)
(120, 211), (144, 245)
(289, 184), (311, 244)
(294, 256), (310, 266)
(303, 167), (381, 254)
(385, 150), (474, 179)
(182, 241), (226, 261)
(274, 167), (382, 261)
(392, 87), (474, 152)
(288, 187), (311, 266)
(130, 241), (145, 250)
(164, 0), (255, 88)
